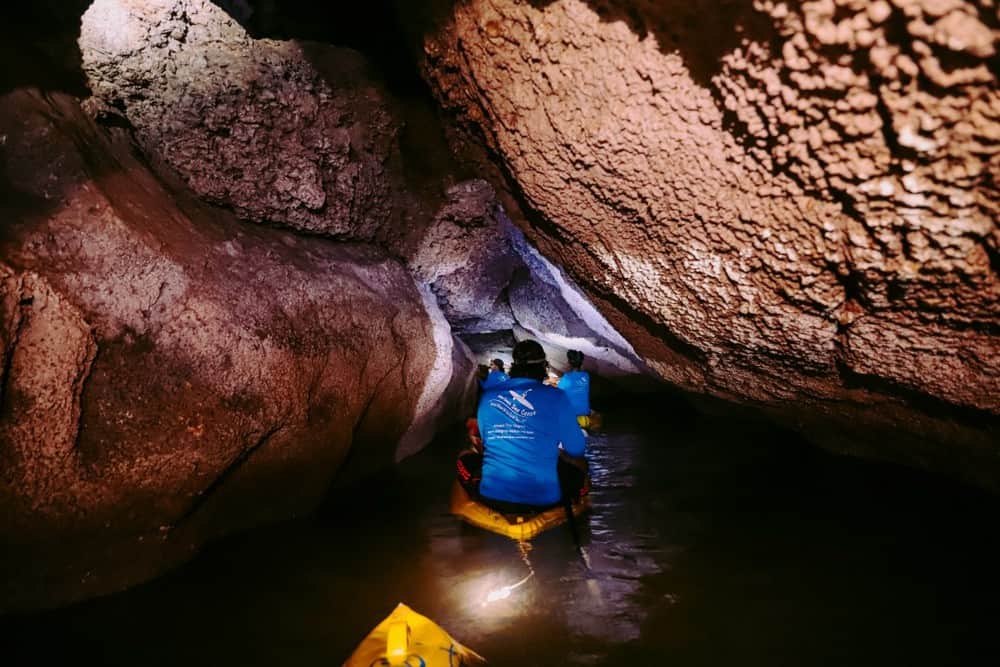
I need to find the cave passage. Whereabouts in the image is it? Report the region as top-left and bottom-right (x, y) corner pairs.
(1, 0), (997, 661)
(3, 400), (998, 666)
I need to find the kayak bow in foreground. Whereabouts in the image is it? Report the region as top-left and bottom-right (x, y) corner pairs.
(343, 602), (484, 667)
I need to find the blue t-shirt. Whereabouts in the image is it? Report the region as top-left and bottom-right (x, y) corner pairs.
(477, 377), (586, 506)
(557, 370), (591, 416)
(480, 370), (508, 390)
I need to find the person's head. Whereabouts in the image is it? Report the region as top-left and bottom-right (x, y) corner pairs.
(567, 349), (584, 369)
(476, 363), (489, 381)
(509, 339), (548, 381)
(489, 358), (505, 373)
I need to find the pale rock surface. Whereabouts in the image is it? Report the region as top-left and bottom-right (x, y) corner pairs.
(409, 179), (522, 334)
(411, 179), (648, 377)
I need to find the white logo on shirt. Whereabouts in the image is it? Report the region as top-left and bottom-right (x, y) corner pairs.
(509, 389), (535, 410)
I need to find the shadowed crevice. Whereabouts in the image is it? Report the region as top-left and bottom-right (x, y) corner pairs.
(1, 2), (92, 96)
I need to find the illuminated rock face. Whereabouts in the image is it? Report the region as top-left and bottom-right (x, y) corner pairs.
(410, 179), (645, 379)
(80, 0), (401, 242)
(77, 0), (646, 378)
(417, 0), (998, 483)
(0, 89), (472, 612)
(410, 179), (522, 334)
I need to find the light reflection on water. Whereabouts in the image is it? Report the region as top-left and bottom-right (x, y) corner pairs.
(3, 403), (999, 666)
(425, 429), (667, 654)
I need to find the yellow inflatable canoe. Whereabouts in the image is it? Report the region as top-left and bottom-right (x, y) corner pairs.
(450, 480), (591, 541)
(577, 410), (603, 430)
(343, 602), (484, 667)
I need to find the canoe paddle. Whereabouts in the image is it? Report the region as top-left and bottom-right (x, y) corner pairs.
(563, 494), (592, 573)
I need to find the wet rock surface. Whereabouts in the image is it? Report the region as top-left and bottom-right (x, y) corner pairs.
(414, 0), (999, 486)
(0, 88), (464, 612)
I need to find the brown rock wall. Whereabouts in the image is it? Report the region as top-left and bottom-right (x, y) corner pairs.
(0, 87), (452, 611)
(415, 0), (998, 483)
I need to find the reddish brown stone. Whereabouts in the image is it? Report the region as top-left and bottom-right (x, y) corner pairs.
(0, 88), (470, 612)
(414, 0), (999, 485)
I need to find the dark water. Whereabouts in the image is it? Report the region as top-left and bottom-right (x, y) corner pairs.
(4, 401), (1000, 666)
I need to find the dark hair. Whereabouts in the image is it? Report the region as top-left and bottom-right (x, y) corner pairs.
(509, 339), (547, 381)
(567, 349), (584, 369)
(490, 358), (505, 372)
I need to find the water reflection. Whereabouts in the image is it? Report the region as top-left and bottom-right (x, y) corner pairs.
(423, 427), (669, 656)
(2, 403), (999, 666)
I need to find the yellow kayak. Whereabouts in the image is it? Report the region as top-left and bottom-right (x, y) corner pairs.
(343, 602), (484, 667)
(576, 410), (603, 430)
(450, 480), (591, 541)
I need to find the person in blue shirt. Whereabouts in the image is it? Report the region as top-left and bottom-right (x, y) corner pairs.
(470, 339), (586, 509)
(480, 358), (508, 390)
(557, 349), (591, 417)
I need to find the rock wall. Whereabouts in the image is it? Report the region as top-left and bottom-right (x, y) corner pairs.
(411, 178), (648, 378)
(0, 88), (468, 612)
(2, 0), (649, 612)
(410, 179), (522, 334)
(80, 0), (412, 245)
(77, 0), (647, 379)
(413, 0), (998, 485)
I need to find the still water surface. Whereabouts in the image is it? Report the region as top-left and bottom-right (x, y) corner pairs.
(4, 402), (999, 665)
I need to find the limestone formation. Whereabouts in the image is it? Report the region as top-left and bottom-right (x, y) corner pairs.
(0, 88), (469, 612)
(415, 0), (998, 484)
(507, 226), (647, 380)
(411, 179), (647, 377)
(76, 0), (650, 379)
(80, 0), (400, 241)
(410, 179), (522, 333)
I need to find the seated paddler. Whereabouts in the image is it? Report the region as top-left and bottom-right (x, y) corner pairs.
(480, 357), (509, 390)
(557, 349), (591, 418)
(459, 339), (587, 510)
